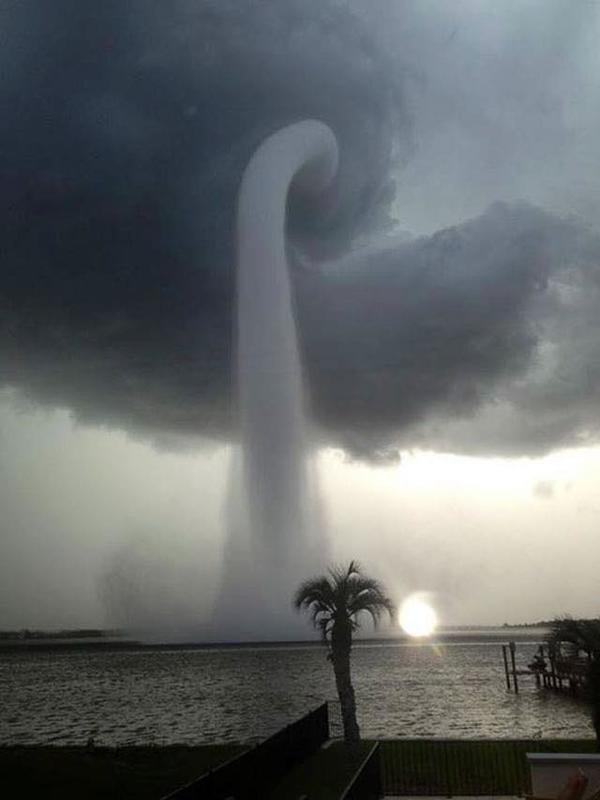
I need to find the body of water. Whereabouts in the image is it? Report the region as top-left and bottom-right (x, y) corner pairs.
(0, 637), (592, 745)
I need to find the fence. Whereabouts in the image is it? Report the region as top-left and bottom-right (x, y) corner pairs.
(380, 739), (597, 797)
(162, 702), (329, 799)
(340, 743), (383, 800)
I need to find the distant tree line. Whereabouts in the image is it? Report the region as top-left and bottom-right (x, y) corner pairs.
(502, 620), (554, 628)
(0, 629), (118, 641)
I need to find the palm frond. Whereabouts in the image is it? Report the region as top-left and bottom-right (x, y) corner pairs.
(347, 576), (395, 627)
(317, 616), (333, 642)
(293, 576), (335, 612)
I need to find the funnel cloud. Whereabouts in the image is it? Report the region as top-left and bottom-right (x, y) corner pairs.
(217, 121), (338, 639)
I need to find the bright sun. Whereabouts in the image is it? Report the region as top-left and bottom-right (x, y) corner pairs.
(399, 595), (438, 638)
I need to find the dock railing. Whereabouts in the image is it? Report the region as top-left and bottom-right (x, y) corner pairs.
(162, 702), (329, 799)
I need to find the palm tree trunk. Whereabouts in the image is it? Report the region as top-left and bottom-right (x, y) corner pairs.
(332, 650), (361, 745)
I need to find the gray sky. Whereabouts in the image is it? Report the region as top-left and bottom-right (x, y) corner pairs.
(387, 0), (600, 233)
(2, 391), (599, 633)
(1, 0), (600, 635)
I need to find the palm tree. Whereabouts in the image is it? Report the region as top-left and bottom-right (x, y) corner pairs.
(549, 617), (600, 748)
(293, 561), (395, 745)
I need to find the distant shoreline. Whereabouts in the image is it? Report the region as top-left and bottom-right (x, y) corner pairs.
(0, 627), (549, 653)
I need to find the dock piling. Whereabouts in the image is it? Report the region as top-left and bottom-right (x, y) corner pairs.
(509, 641), (519, 694)
(502, 645), (511, 691)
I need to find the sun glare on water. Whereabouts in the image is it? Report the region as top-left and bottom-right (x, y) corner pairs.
(399, 595), (438, 638)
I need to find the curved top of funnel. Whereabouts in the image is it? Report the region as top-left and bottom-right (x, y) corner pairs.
(238, 119), (339, 207)
(288, 120), (339, 194)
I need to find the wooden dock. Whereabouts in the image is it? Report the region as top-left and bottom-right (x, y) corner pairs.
(502, 641), (590, 695)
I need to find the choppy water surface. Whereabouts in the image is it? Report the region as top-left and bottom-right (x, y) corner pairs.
(0, 640), (592, 745)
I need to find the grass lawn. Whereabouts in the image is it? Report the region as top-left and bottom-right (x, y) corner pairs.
(0, 744), (245, 800)
(269, 740), (373, 799)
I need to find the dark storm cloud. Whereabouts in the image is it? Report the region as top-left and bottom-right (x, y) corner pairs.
(299, 203), (600, 459)
(2, 0), (600, 459)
